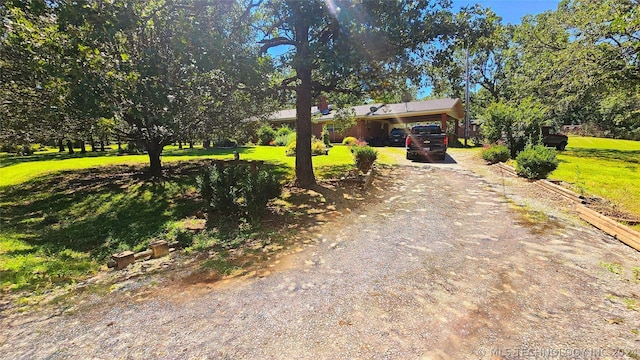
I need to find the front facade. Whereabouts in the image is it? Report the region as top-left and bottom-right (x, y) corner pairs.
(268, 98), (465, 144)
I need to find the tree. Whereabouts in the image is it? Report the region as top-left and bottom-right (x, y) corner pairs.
(424, 5), (508, 101)
(481, 98), (548, 157)
(57, 0), (272, 176)
(507, 0), (639, 137)
(0, 4), (67, 151)
(257, 0), (451, 187)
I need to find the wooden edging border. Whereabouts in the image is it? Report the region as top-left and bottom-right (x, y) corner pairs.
(493, 162), (640, 252)
(494, 162), (517, 176)
(577, 205), (640, 251)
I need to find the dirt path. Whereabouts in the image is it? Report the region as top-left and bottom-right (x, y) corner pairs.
(2, 158), (640, 359)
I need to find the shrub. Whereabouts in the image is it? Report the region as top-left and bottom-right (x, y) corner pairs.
(257, 124), (276, 145)
(353, 145), (378, 173)
(241, 168), (282, 220)
(482, 145), (510, 164)
(274, 132), (296, 146)
(349, 139), (367, 153)
(213, 138), (238, 148)
(285, 137), (327, 156)
(311, 136), (326, 155)
(285, 140), (296, 156)
(515, 144), (559, 179)
(197, 163), (282, 223)
(0, 143), (36, 155)
(322, 125), (331, 146)
(276, 126), (294, 137)
(342, 136), (357, 146)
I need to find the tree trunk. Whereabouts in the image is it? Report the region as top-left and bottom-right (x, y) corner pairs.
(79, 140), (86, 153)
(189, 141), (193, 149)
(90, 136), (96, 152)
(203, 139), (211, 149)
(178, 141), (183, 150)
(100, 141), (105, 152)
(146, 141), (164, 177)
(58, 139), (65, 152)
(293, 18), (316, 188)
(66, 140), (74, 154)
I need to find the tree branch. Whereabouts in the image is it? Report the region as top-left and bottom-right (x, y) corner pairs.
(259, 37), (295, 54)
(239, 0), (263, 23)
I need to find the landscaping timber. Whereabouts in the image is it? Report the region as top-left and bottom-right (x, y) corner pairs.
(577, 205), (640, 251)
(494, 162), (517, 177)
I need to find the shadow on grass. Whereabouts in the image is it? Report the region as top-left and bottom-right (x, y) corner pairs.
(0, 162), (208, 260)
(0, 159), (297, 291)
(162, 147), (254, 157)
(564, 148), (640, 164)
(0, 147), (257, 169)
(0, 150), (126, 168)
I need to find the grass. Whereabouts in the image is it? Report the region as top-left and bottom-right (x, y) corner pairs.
(0, 144), (371, 187)
(549, 136), (640, 225)
(0, 162), (204, 291)
(0, 144), (397, 293)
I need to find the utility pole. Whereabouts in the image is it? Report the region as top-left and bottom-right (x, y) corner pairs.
(464, 45), (470, 147)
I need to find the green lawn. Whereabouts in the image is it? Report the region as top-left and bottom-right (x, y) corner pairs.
(550, 136), (640, 223)
(0, 144), (395, 292)
(0, 144), (375, 187)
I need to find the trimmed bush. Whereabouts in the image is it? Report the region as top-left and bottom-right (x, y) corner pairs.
(515, 144), (559, 179)
(482, 144), (510, 164)
(197, 163), (282, 223)
(342, 136), (357, 146)
(285, 140), (296, 156)
(285, 137), (326, 156)
(257, 124), (276, 145)
(353, 145), (378, 173)
(311, 136), (326, 155)
(322, 125), (330, 146)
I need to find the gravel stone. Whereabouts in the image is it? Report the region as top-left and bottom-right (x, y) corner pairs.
(1, 152), (640, 359)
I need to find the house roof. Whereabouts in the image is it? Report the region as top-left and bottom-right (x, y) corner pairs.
(268, 98), (465, 123)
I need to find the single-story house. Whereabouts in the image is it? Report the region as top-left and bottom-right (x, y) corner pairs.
(267, 98), (465, 144)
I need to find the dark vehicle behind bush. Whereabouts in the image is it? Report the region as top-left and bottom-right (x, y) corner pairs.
(541, 126), (568, 150)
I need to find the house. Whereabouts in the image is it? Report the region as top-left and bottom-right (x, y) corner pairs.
(456, 119), (482, 139)
(267, 98), (465, 144)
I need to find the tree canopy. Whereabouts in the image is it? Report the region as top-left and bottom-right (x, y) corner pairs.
(2, 0), (639, 179)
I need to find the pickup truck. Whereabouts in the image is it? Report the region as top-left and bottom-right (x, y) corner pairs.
(541, 126), (568, 150)
(405, 124), (448, 161)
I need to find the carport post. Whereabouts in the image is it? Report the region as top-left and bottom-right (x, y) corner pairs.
(441, 113), (447, 132)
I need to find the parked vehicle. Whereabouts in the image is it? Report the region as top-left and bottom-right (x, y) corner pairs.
(541, 126), (568, 150)
(389, 128), (408, 147)
(405, 124), (448, 161)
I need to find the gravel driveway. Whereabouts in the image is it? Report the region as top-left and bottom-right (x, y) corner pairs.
(2, 157), (640, 359)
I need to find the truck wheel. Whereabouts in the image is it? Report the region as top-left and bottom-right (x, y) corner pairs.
(439, 153), (446, 161)
(406, 153), (412, 160)
(556, 142), (567, 151)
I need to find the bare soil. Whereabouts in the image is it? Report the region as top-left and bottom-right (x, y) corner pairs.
(2, 152), (640, 359)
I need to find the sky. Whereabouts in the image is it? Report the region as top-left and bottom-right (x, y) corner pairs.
(452, 0), (560, 24)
